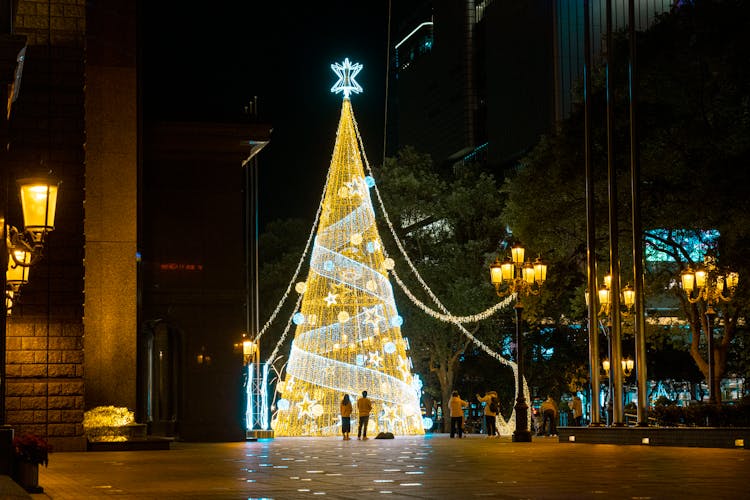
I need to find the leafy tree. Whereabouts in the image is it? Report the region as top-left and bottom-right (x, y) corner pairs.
(373, 147), (513, 429)
(502, 0), (750, 400)
(257, 218), (310, 363)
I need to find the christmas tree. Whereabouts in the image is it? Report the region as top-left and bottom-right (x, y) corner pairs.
(272, 59), (424, 436)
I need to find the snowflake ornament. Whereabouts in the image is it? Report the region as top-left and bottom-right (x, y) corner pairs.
(330, 58), (363, 99)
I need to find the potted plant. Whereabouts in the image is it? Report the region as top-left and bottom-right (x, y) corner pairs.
(12, 433), (51, 492)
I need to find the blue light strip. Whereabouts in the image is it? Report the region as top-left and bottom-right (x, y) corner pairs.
(261, 363), (270, 430)
(246, 364), (254, 430)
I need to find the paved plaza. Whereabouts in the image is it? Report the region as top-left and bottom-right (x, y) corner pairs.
(30, 434), (749, 499)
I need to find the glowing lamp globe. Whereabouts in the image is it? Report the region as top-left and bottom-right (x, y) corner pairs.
(694, 269), (707, 289)
(623, 357), (634, 373)
(680, 269), (695, 293)
(522, 261), (535, 285)
(511, 245), (525, 265)
(489, 258), (503, 285)
(501, 259), (514, 281)
(533, 258), (547, 284)
(622, 284), (635, 309)
(598, 287), (611, 307)
(6, 249), (31, 286)
(18, 177), (59, 239)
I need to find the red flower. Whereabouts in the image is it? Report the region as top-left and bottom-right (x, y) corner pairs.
(13, 433), (51, 466)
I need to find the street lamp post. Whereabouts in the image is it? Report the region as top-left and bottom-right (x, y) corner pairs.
(585, 274), (635, 425)
(680, 256), (739, 406)
(489, 244), (547, 443)
(2, 175), (60, 424)
(601, 355), (634, 424)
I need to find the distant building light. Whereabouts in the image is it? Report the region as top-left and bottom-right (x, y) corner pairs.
(158, 262), (204, 271)
(395, 22), (434, 50)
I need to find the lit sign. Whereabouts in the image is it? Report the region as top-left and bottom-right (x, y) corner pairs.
(158, 263), (204, 271)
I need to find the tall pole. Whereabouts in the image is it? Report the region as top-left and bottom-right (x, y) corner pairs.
(251, 151), (261, 429)
(0, 176), (7, 426)
(605, 0), (625, 426)
(628, 0), (648, 426)
(705, 306), (716, 406)
(512, 302), (531, 442)
(583, 0), (601, 427)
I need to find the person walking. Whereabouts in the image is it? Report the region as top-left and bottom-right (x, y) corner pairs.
(340, 394), (353, 440)
(540, 395), (558, 436)
(448, 390), (468, 438)
(476, 390), (499, 438)
(568, 393), (583, 427)
(356, 390), (372, 440)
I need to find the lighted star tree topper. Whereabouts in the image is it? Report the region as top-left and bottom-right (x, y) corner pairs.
(272, 59), (425, 437)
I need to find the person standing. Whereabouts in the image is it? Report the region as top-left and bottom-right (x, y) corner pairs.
(356, 390), (372, 440)
(540, 395), (558, 436)
(569, 393), (583, 427)
(340, 394), (353, 440)
(448, 390), (468, 438)
(476, 391), (499, 438)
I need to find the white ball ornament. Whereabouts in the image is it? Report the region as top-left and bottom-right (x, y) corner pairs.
(312, 404), (324, 417)
(338, 311), (350, 323)
(295, 282), (307, 294)
(383, 258), (395, 271)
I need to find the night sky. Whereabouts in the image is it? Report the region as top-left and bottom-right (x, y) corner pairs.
(142, 3), (392, 229)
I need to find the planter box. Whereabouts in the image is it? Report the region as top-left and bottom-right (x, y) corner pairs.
(558, 426), (750, 448)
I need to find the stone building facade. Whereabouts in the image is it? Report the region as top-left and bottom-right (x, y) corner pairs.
(2, 0), (271, 451)
(3, 0), (88, 451)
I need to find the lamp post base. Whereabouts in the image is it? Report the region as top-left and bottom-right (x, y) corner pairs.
(512, 430), (532, 442)
(513, 396), (531, 442)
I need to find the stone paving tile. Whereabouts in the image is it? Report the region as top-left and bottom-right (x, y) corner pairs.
(29, 434), (750, 499)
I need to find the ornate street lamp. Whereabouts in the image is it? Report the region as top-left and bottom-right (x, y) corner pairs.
(489, 244), (547, 442)
(679, 255), (739, 405)
(2, 174), (60, 425)
(602, 357), (634, 378)
(4, 176), (60, 312)
(585, 273), (635, 425)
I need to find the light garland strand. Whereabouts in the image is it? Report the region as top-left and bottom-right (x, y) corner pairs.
(254, 157), (331, 344)
(257, 93), (532, 435)
(270, 97), (424, 436)
(352, 111), (531, 429)
(265, 293), (303, 366)
(391, 270), (516, 323)
(352, 111), (513, 366)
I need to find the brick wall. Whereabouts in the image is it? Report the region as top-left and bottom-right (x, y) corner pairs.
(13, 0), (85, 47)
(6, 319), (86, 450)
(4, 0), (87, 451)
